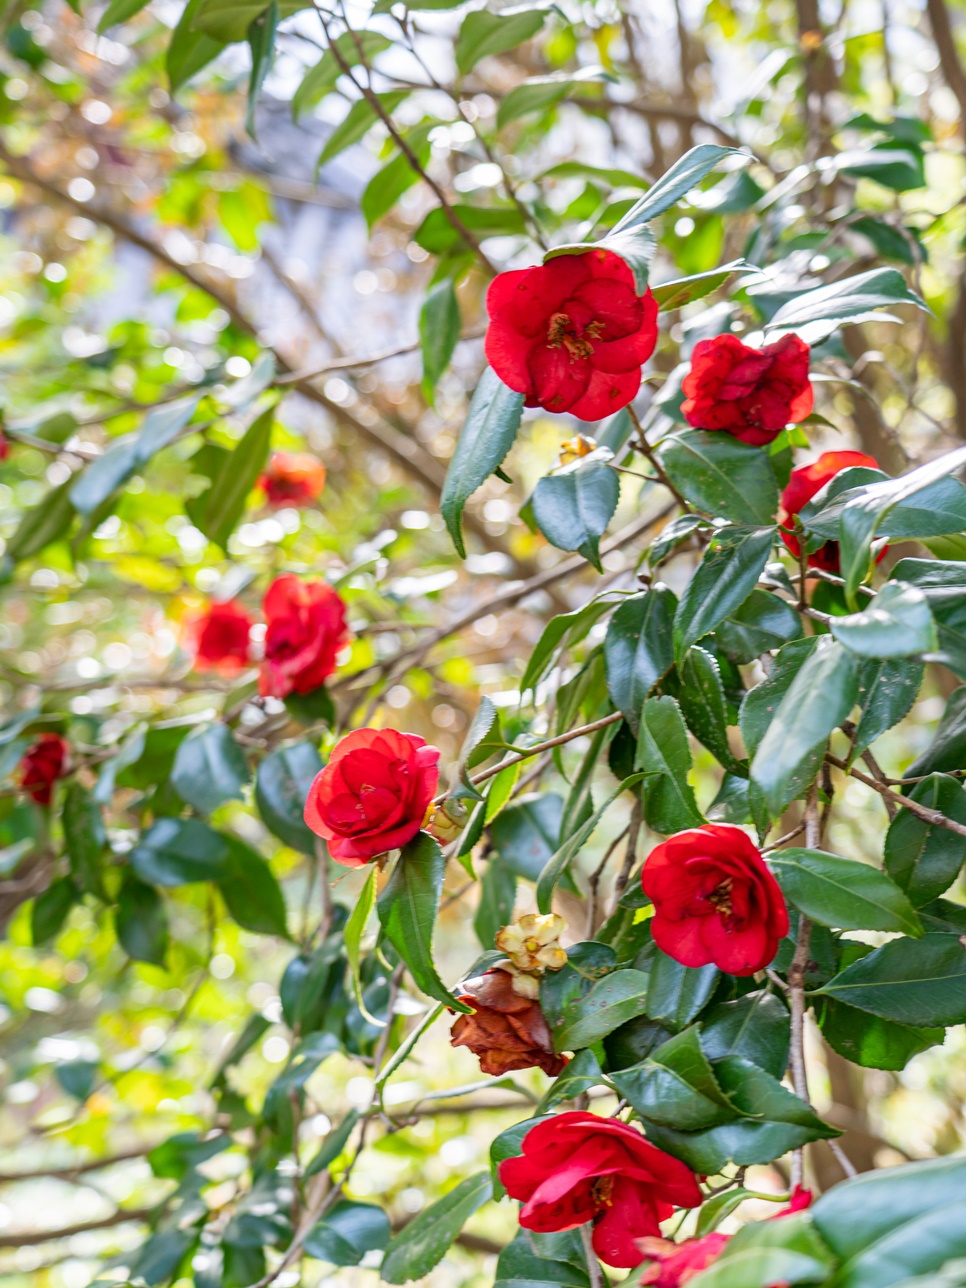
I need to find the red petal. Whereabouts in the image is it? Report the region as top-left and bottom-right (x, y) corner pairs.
(567, 366), (640, 421)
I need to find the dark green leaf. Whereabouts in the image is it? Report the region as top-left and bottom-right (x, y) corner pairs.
(817, 932), (966, 1026)
(360, 124), (433, 229)
(474, 858), (516, 950)
(635, 936), (719, 1032)
(891, 558), (966, 680)
(553, 968), (650, 1051)
(715, 589), (804, 665)
(769, 848), (922, 936)
(98, 0), (151, 30)
(700, 990), (790, 1078)
(766, 266), (928, 340)
(604, 587), (676, 731)
(830, 581), (937, 658)
(255, 742), (323, 854)
(420, 278), (460, 405)
(522, 595), (618, 696)
(490, 793), (562, 881)
(115, 875), (168, 965)
(455, 8), (546, 75)
(219, 838), (288, 937)
(611, 1026), (735, 1130)
(659, 430), (779, 525)
(612, 144), (744, 229)
(818, 997), (942, 1071)
(170, 724), (250, 816)
(195, 407), (274, 550)
(635, 695), (704, 834)
(63, 782), (106, 897)
(6, 479), (75, 561)
(292, 32), (392, 119)
(690, 1214), (834, 1287)
(678, 645), (742, 771)
(378, 833), (470, 1011)
(441, 367), (525, 558)
(906, 686), (966, 779)
(496, 66), (613, 127)
(851, 657), (924, 759)
(304, 1200), (390, 1265)
(130, 818), (230, 886)
(652, 260), (755, 310)
(381, 1172), (492, 1284)
(246, 0), (279, 139)
(536, 774), (645, 914)
(750, 637), (861, 814)
(167, 0), (225, 91)
(536, 1049), (604, 1113)
(319, 91), (408, 165)
(531, 458), (619, 570)
(31, 877), (75, 946)
(55, 1059), (98, 1100)
(885, 774), (966, 906)
(495, 1231), (591, 1287)
(414, 204), (528, 255)
(674, 526), (775, 659)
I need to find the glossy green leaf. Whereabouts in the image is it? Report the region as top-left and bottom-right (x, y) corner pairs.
(830, 581), (937, 658)
(536, 773), (645, 914)
(891, 558), (966, 679)
(553, 968), (650, 1051)
(674, 526), (775, 660)
(770, 848), (921, 936)
(414, 203), (528, 255)
(678, 645), (742, 771)
(818, 997), (942, 1071)
(634, 936), (719, 1032)
(319, 91), (408, 165)
(611, 1026), (735, 1130)
(292, 32), (392, 119)
(885, 774), (966, 906)
(611, 144), (744, 230)
(115, 874), (168, 965)
(496, 66), (613, 128)
(699, 990), (790, 1078)
(715, 589), (804, 665)
(603, 587), (676, 731)
(378, 832), (471, 1011)
(766, 266), (928, 341)
(751, 637), (861, 814)
(167, 0), (225, 91)
(345, 865), (377, 1008)
(817, 933), (966, 1026)
(304, 1200), (390, 1266)
(420, 278), (460, 405)
(490, 793), (562, 881)
(255, 742), (323, 854)
(31, 877), (76, 947)
(381, 1171), (492, 1283)
(219, 838), (288, 937)
(6, 478), (75, 561)
(521, 594), (619, 696)
(63, 782), (106, 897)
(130, 818), (229, 886)
(245, 1), (279, 139)
(441, 367), (525, 558)
(851, 657), (924, 759)
(635, 695), (704, 834)
(495, 1231), (591, 1287)
(659, 430), (778, 525)
(170, 724), (250, 816)
(361, 124), (433, 229)
(455, 8), (546, 75)
(194, 406), (274, 549)
(531, 458), (619, 570)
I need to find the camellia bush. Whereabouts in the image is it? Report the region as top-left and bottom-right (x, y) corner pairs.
(6, 1), (966, 1287)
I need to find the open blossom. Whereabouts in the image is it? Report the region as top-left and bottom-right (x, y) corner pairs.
(304, 727), (439, 867)
(259, 574), (348, 699)
(258, 452), (327, 507)
(450, 968), (566, 1077)
(499, 1111), (702, 1269)
(485, 249), (658, 421)
(642, 824), (788, 976)
(20, 734), (68, 806)
(188, 599), (253, 673)
(779, 450), (882, 573)
(681, 333), (813, 446)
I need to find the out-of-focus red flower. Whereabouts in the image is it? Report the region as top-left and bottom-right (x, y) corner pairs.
(259, 574), (348, 699)
(642, 824), (789, 977)
(258, 452), (327, 507)
(498, 1111), (702, 1269)
(779, 450), (882, 572)
(0, 433), (9, 461)
(189, 600), (253, 673)
(450, 968), (566, 1077)
(20, 734), (68, 806)
(681, 333), (813, 446)
(776, 1185), (813, 1216)
(304, 727), (439, 866)
(484, 249), (658, 421)
(638, 1233), (729, 1286)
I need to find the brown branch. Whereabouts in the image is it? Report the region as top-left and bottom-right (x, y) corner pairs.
(825, 751), (966, 838)
(0, 1146), (154, 1186)
(0, 1206), (155, 1249)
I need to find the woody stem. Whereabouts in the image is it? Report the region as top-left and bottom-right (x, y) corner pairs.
(579, 1223), (605, 1288)
(788, 787), (818, 1188)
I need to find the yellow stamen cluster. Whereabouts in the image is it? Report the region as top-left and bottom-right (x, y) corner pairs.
(496, 913), (568, 973)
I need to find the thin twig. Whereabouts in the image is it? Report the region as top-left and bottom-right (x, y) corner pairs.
(788, 788), (818, 1189)
(579, 1223), (604, 1288)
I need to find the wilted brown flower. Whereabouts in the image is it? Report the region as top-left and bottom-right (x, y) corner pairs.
(450, 968), (566, 1077)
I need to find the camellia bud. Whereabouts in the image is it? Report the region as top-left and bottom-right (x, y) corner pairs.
(423, 797), (468, 845)
(495, 913), (567, 973)
(559, 433), (598, 466)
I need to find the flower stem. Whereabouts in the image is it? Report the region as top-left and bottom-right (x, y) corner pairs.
(579, 1223), (605, 1288)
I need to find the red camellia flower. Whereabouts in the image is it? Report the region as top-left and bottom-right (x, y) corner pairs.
(304, 727), (439, 867)
(189, 600), (253, 673)
(0, 433), (9, 461)
(638, 1232), (729, 1286)
(20, 734), (68, 807)
(258, 452), (327, 508)
(779, 450), (882, 572)
(450, 968), (566, 1077)
(259, 574), (348, 699)
(484, 249), (658, 421)
(642, 824), (789, 976)
(681, 333), (813, 446)
(498, 1111), (702, 1269)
